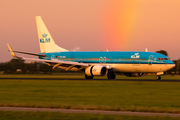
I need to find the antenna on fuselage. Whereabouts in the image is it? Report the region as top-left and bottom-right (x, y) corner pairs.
(145, 48), (148, 52)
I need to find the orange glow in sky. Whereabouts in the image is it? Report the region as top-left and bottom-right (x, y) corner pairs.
(104, 1), (143, 50)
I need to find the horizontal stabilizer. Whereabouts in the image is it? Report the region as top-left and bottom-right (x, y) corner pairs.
(7, 50), (46, 57)
(7, 44), (19, 58)
(7, 44), (46, 58)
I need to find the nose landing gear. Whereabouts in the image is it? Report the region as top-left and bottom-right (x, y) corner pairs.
(156, 72), (164, 80)
(156, 75), (161, 80)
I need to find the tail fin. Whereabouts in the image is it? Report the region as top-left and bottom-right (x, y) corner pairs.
(36, 16), (68, 53)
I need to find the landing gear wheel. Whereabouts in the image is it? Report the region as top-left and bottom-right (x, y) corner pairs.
(156, 75), (161, 80)
(85, 74), (93, 79)
(107, 73), (116, 79)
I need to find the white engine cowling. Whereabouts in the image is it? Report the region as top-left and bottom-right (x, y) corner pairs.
(85, 65), (108, 76)
(124, 73), (145, 77)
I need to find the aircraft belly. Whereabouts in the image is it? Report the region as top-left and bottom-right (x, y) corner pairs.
(114, 64), (172, 73)
(152, 64), (175, 72)
(152, 64), (164, 72)
(56, 63), (174, 73)
(114, 64), (143, 72)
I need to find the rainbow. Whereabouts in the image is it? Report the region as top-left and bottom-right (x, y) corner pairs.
(103, 1), (143, 51)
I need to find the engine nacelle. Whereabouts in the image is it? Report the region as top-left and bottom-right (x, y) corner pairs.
(124, 73), (145, 77)
(85, 65), (108, 76)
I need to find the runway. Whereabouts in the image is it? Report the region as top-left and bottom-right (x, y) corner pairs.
(1, 77), (180, 82)
(0, 107), (180, 117)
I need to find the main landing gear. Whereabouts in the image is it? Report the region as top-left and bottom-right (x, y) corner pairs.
(107, 69), (116, 79)
(107, 73), (116, 79)
(85, 74), (93, 79)
(156, 75), (161, 80)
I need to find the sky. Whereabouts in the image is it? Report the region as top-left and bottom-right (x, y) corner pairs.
(1, 0), (180, 62)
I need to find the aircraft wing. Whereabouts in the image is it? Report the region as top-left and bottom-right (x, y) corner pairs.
(7, 44), (89, 71)
(23, 57), (89, 70)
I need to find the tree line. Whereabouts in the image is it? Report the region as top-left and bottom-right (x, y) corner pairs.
(0, 59), (62, 74)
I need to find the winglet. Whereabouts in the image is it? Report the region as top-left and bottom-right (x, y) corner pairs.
(7, 44), (19, 58)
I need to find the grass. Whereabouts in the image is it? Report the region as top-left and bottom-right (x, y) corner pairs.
(0, 74), (180, 80)
(0, 73), (85, 79)
(0, 111), (180, 120)
(0, 76), (180, 113)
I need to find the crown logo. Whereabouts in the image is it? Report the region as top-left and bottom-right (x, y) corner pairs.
(131, 53), (140, 58)
(42, 33), (48, 38)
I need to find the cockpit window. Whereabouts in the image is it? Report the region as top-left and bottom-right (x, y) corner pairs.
(158, 58), (170, 60)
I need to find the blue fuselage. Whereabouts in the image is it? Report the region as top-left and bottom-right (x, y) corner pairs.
(39, 51), (174, 65)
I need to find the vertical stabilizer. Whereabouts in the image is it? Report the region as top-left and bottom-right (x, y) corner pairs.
(36, 16), (68, 53)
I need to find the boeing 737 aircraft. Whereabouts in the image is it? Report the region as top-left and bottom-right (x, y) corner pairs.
(7, 16), (175, 80)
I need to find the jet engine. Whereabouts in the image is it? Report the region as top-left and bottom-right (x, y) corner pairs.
(85, 65), (108, 76)
(124, 73), (145, 77)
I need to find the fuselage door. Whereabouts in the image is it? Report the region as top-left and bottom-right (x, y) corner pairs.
(99, 57), (106, 63)
(148, 55), (154, 65)
(51, 55), (55, 59)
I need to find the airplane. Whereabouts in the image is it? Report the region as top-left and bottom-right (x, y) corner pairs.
(7, 16), (175, 80)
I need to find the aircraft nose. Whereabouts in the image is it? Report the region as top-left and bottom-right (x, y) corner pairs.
(172, 63), (175, 68)
(168, 63), (175, 69)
